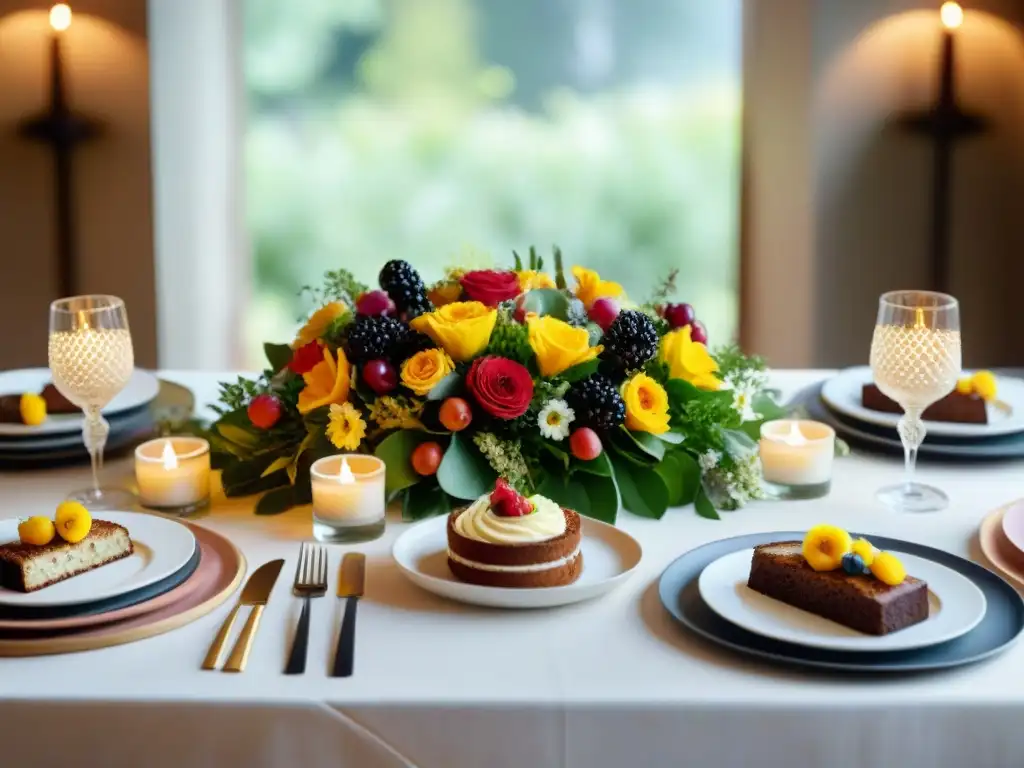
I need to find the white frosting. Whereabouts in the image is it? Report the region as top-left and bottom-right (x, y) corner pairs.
(453, 493), (566, 544)
(447, 546), (581, 573)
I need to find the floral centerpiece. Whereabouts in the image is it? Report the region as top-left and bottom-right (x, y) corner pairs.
(205, 249), (784, 521)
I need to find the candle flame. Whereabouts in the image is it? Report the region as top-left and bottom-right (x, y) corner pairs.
(778, 422), (807, 446)
(913, 307), (927, 330)
(338, 456), (356, 484)
(49, 3), (72, 32)
(940, 2), (963, 30)
(161, 440), (178, 470)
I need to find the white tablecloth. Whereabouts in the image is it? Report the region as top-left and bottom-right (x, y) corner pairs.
(2, 370), (1023, 768)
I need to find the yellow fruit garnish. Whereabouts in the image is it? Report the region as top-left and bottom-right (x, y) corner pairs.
(870, 551), (906, 586)
(802, 524), (853, 572)
(55, 501), (92, 544)
(970, 370), (997, 401)
(851, 538), (875, 566)
(19, 393), (47, 426)
(955, 377), (974, 396)
(18, 516), (55, 546)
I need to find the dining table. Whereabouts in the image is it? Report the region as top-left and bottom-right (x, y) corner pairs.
(1, 369), (1022, 768)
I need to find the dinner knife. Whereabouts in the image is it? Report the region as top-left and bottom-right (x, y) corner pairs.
(201, 558), (283, 672)
(330, 553), (365, 678)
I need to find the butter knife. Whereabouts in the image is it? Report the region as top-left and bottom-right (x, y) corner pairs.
(201, 558), (284, 672)
(331, 553), (365, 678)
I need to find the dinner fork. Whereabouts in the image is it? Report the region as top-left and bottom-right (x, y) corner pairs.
(283, 543), (327, 675)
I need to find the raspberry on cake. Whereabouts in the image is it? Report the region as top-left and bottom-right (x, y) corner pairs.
(447, 480), (583, 588)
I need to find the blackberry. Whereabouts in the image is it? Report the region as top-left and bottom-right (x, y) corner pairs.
(600, 309), (659, 373)
(379, 260), (432, 318)
(396, 328), (436, 359)
(566, 374), (626, 433)
(345, 315), (406, 363)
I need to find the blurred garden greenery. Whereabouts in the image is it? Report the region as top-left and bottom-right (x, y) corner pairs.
(243, 0), (742, 365)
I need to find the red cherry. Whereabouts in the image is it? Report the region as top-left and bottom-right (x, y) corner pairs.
(411, 442), (443, 476)
(247, 394), (282, 430)
(569, 427), (603, 461)
(588, 297), (620, 331)
(439, 397), (473, 432)
(663, 303), (696, 330)
(356, 289), (396, 317)
(362, 359), (398, 394)
(689, 320), (708, 345)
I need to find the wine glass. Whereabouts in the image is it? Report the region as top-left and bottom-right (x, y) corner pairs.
(869, 290), (961, 512)
(48, 295), (136, 509)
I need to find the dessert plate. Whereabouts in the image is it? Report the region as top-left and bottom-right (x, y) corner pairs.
(698, 547), (986, 652)
(393, 514), (642, 609)
(979, 501), (1024, 590)
(0, 511), (196, 608)
(821, 366), (1024, 438)
(999, 500), (1024, 556)
(0, 368), (160, 437)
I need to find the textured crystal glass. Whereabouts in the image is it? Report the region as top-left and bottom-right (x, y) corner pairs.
(869, 290), (961, 512)
(48, 295), (136, 509)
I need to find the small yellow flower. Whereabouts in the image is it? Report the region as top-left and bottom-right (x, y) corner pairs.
(293, 302), (347, 349)
(527, 315), (602, 377)
(427, 280), (464, 307)
(621, 373), (670, 434)
(19, 393), (47, 426)
(571, 265), (623, 309)
(660, 325), (722, 391)
(410, 301), (497, 362)
(517, 270), (556, 292)
(326, 402), (367, 451)
(297, 347), (351, 414)
(401, 348), (456, 396)
(369, 396), (423, 430)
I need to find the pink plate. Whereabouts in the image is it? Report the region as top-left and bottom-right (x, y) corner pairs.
(979, 503), (1024, 590)
(1000, 500), (1024, 556)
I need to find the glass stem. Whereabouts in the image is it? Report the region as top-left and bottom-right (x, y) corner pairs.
(82, 407), (110, 495)
(897, 408), (925, 497)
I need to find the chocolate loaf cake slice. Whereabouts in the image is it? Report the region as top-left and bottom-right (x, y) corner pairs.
(862, 384), (986, 425)
(747, 541), (928, 636)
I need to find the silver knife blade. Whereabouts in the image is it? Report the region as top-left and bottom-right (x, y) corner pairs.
(239, 559), (285, 605)
(337, 553), (365, 598)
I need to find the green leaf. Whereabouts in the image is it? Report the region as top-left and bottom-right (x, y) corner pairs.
(654, 455), (684, 507)
(674, 450), (702, 505)
(221, 455), (289, 497)
(559, 359), (599, 383)
(665, 378), (703, 407)
(753, 392), (787, 422)
(610, 454), (669, 520)
(255, 486), (298, 515)
(521, 288), (571, 320)
(574, 451), (613, 477)
(553, 245), (567, 290)
(512, 250), (523, 271)
(216, 423), (260, 450)
(620, 428), (666, 461)
(694, 486), (721, 520)
(402, 482), (453, 521)
(437, 433), (497, 500)
(264, 343), (293, 372)
(540, 442), (570, 472)
(260, 455), (292, 478)
(582, 474), (619, 524)
(217, 407), (254, 429)
(426, 372), (463, 401)
(537, 475), (591, 517)
(374, 430), (429, 496)
(655, 431), (686, 445)
(724, 429), (757, 457)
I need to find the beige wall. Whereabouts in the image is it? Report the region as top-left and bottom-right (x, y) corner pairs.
(0, 0), (155, 369)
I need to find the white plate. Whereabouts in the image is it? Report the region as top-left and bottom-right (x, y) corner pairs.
(698, 548), (987, 652)
(0, 511), (196, 607)
(821, 366), (1024, 438)
(0, 369), (160, 437)
(392, 514), (642, 609)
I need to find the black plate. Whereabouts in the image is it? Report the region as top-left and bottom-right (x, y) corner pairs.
(0, 542), (201, 622)
(659, 531), (1024, 672)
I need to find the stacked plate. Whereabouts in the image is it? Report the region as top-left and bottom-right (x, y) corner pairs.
(0, 368), (160, 467)
(978, 500), (1024, 591)
(804, 367), (1024, 460)
(659, 532), (1024, 672)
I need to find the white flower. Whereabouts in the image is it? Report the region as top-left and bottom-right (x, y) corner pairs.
(537, 399), (574, 441)
(699, 449), (722, 472)
(726, 378), (759, 423)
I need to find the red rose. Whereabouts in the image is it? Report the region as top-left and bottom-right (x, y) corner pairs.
(459, 270), (521, 307)
(466, 356), (534, 420)
(288, 340), (323, 374)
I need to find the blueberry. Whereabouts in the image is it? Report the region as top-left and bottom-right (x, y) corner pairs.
(842, 552), (865, 575)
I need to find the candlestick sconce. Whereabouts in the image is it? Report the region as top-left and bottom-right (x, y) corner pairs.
(16, 3), (103, 299)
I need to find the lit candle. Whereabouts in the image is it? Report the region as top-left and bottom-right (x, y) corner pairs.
(759, 420), (835, 499)
(135, 437), (211, 514)
(310, 454), (386, 543)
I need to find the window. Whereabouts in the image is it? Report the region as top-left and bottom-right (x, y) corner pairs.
(242, 0), (742, 364)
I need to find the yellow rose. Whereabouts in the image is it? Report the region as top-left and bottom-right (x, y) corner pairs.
(401, 348), (456, 396)
(527, 315), (602, 377)
(660, 325), (722, 391)
(571, 266), (623, 309)
(517, 270), (556, 292)
(298, 347), (351, 414)
(622, 373), (670, 434)
(409, 301), (497, 362)
(293, 302), (347, 349)
(427, 280), (464, 307)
